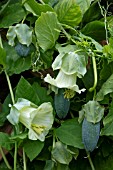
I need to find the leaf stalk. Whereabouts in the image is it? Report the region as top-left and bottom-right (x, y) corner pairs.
(86, 151), (95, 170)
(89, 54), (97, 92)
(0, 146), (12, 169)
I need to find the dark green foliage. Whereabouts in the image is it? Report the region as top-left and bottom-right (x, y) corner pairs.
(54, 89), (70, 119)
(82, 118), (100, 152)
(0, 0), (113, 169)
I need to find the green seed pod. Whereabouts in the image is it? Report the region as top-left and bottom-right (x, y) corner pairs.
(82, 118), (100, 152)
(54, 89), (70, 119)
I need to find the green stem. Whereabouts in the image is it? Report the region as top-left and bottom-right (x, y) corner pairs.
(98, 1), (109, 44)
(0, 0), (10, 15)
(86, 151), (95, 170)
(23, 148), (27, 170)
(5, 71), (15, 105)
(0, 36), (3, 48)
(0, 147), (12, 169)
(14, 141), (17, 170)
(61, 23), (79, 35)
(61, 25), (80, 45)
(60, 26), (71, 40)
(52, 134), (55, 149)
(89, 54), (97, 92)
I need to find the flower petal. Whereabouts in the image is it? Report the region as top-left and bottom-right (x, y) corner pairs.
(29, 102), (53, 141)
(7, 106), (20, 125)
(61, 52), (87, 76)
(44, 70), (85, 93)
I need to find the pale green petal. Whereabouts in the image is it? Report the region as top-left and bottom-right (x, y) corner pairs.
(31, 102), (53, 127)
(44, 74), (57, 87)
(7, 106), (20, 125)
(44, 70), (85, 93)
(30, 102), (54, 141)
(28, 128), (45, 141)
(14, 98), (38, 110)
(55, 70), (78, 89)
(52, 53), (63, 70)
(14, 98), (38, 128)
(28, 129), (38, 140)
(61, 52), (87, 76)
(7, 98), (54, 141)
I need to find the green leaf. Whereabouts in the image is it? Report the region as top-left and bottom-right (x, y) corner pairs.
(101, 100), (113, 136)
(15, 77), (40, 105)
(75, 0), (93, 15)
(0, 3), (26, 28)
(8, 56), (31, 76)
(32, 82), (53, 104)
(24, 140), (44, 161)
(40, 48), (53, 69)
(108, 17), (113, 37)
(81, 21), (106, 41)
(67, 146), (79, 160)
(99, 60), (113, 82)
(37, 138), (52, 161)
(54, 0), (82, 27)
(0, 46), (6, 68)
(55, 118), (84, 149)
(52, 141), (72, 165)
(44, 160), (54, 170)
(82, 1), (101, 23)
(103, 38), (113, 61)
(23, 0), (53, 16)
(54, 163), (70, 170)
(0, 132), (12, 150)
(82, 65), (94, 89)
(1, 94), (12, 126)
(79, 101), (104, 124)
(10, 133), (27, 140)
(0, 0), (10, 16)
(94, 151), (113, 170)
(96, 74), (113, 101)
(35, 12), (60, 51)
(2, 42), (31, 75)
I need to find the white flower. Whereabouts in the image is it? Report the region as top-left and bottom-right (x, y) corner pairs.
(44, 52), (87, 93)
(7, 98), (53, 141)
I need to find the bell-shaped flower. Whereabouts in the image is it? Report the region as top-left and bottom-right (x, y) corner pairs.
(7, 98), (53, 141)
(44, 52), (87, 93)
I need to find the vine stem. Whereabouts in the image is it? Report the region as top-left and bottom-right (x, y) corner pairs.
(52, 133), (56, 149)
(14, 141), (17, 170)
(86, 151), (95, 170)
(98, 1), (109, 44)
(23, 148), (27, 170)
(89, 54), (97, 92)
(5, 70), (15, 105)
(5, 71), (17, 169)
(0, 147), (12, 169)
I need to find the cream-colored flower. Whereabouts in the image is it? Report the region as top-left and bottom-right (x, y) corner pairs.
(7, 98), (53, 141)
(44, 52), (87, 93)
